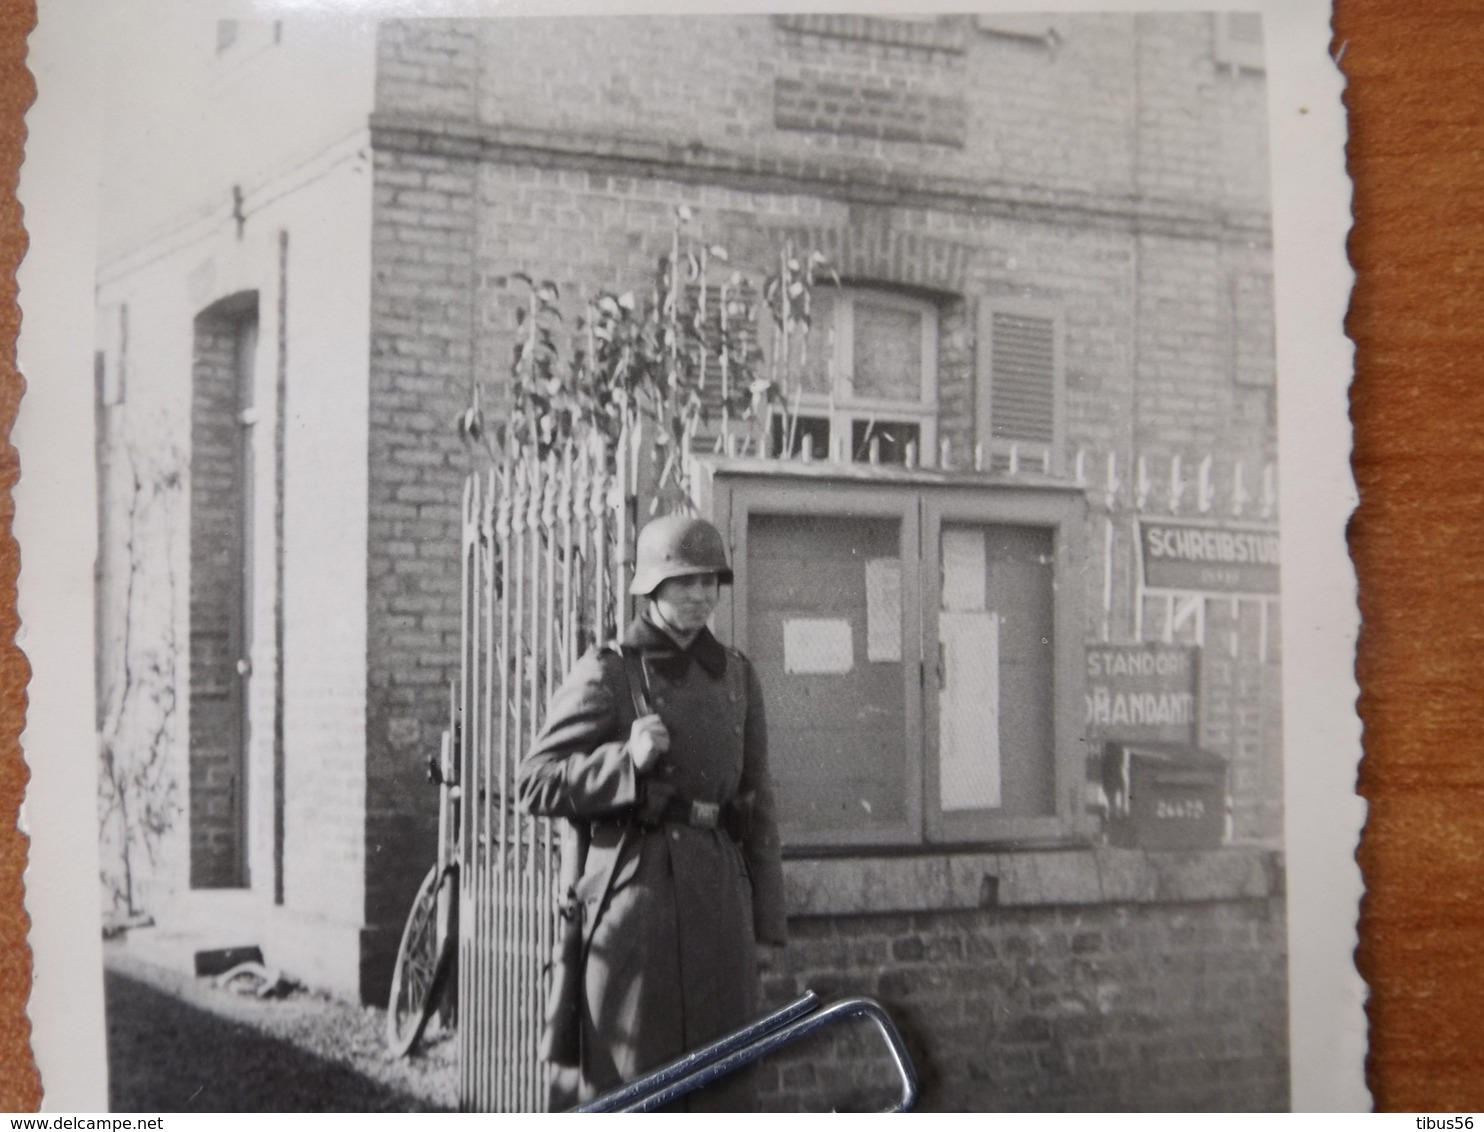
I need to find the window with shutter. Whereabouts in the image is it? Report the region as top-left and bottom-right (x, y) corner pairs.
(976, 301), (1065, 475)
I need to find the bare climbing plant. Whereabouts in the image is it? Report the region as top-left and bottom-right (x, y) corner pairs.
(97, 430), (185, 918)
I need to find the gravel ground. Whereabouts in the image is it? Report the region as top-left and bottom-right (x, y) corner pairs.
(104, 941), (457, 1112)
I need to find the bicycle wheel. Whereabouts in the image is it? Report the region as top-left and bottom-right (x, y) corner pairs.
(386, 863), (457, 1057)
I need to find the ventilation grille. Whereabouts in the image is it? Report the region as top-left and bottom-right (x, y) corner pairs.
(989, 312), (1056, 444)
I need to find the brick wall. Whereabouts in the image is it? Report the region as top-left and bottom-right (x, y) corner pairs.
(188, 302), (254, 889)
(362, 145), (478, 997)
(370, 15), (1269, 219)
(773, 74), (969, 149)
(362, 24), (484, 999)
(1135, 13), (1271, 218)
(761, 898), (1289, 1111)
(1199, 602), (1283, 842)
(373, 12), (1274, 484)
(376, 15), (1267, 218)
(377, 19), (478, 122)
(365, 9), (1284, 1006)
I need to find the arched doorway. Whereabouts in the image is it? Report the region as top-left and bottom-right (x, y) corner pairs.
(189, 291), (258, 888)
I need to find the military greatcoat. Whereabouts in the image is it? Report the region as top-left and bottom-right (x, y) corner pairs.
(519, 614), (788, 1109)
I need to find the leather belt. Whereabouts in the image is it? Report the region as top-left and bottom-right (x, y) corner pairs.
(599, 793), (745, 841)
(655, 795), (723, 830)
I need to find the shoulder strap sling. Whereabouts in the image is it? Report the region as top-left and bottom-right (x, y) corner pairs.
(580, 646), (651, 950)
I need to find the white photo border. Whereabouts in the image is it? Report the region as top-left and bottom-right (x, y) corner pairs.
(17, 0), (1363, 1111)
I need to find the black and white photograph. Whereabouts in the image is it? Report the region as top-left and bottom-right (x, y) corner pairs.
(16, 0), (1363, 1113)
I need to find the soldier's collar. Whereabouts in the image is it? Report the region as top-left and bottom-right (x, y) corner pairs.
(623, 614), (728, 679)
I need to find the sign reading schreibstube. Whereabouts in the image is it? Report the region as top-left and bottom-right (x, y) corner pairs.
(1085, 644), (1198, 744)
(1139, 520), (1280, 594)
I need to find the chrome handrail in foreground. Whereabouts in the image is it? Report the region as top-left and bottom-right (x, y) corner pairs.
(576, 992), (920, 1113)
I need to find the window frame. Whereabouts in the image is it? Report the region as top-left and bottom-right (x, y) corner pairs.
(793, 286), (940, 467)
(975, 297), (1066, 476)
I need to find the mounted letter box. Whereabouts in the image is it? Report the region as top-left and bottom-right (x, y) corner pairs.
(1101, 741), (1229, 850)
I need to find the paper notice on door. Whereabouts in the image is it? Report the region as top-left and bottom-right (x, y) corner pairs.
(939, 610), (1001, 810)
(783, 617), (854, 674)
(942, 528), (987, 612)
(865, 557), (902, 662)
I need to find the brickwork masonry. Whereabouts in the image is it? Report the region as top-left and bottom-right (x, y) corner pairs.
(363, 15), (1285, 1026)
(188, 314), (250, 889)
(761, 898), (1289, 1111)
(362, 144), (478, 1000)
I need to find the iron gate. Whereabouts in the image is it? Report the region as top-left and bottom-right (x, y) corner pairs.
(455, 437), (635, 1111)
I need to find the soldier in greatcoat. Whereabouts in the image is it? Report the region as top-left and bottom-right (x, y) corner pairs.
(519, 514), (788, 1110)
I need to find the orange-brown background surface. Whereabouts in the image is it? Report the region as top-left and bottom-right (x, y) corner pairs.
(0, 0), (1480, 1112)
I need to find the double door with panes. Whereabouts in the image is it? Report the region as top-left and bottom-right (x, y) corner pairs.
(706, 471), (1087, 850)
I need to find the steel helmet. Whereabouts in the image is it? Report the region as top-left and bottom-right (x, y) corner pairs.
(629, 514), (733, 596)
